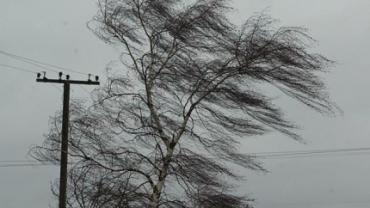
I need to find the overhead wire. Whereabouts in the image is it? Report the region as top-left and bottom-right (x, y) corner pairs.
(0, 163), (53, 168)
(0, 159), (56, 168)
(252, 147), (370, 156)
(1, 58), (370, 161)
(0, 49), (95, 96)
(3, 51), (370, 163)
(0, 52), (60, 73)
(2, 147), (370, 168)
(259, 151), (370, 160)
(0, 63), (65, 94)
(0, 163), (50, 168)
(252, 147), (370, 159)
(0, 50), (95, 96)
(0, 160), (40, 163)
(0, 63), (38, 74)
(0, 49), (89, 75)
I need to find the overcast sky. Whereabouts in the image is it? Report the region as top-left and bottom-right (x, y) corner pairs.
(1, 0), (370, 207)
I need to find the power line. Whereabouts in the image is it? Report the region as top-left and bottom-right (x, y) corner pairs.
(253, 147), (370, 156)
(1, 64), (89, 96)
(0, 49), (99, 98)
(0, 160), (39, 163)
(1, 146), (370, 168)
(0, 49), (97, 96)
(0, 63), (64, 94)
(0, 49), (89, 75)
(252, 147), (370, 159)
(0, 51), (60, 73)
(259, 151), (370, 160)
(0, 63), (38, 74)
(0, 160), (77, 168)
(0, 163), (55, 168)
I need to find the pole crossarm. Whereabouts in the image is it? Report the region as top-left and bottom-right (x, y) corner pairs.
(36, 78), (99, 85)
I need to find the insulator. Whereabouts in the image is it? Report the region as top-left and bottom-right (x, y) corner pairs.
(59, 72), (63, 79)
(37, 73), (41, 78)
(66, 74), (70, 80)
(95, 75), (99, 81)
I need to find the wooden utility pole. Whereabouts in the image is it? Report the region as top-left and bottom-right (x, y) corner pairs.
(36, 72), (99, 208)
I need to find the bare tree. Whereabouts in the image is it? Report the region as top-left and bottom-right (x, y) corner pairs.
(33, 0), (335, 207)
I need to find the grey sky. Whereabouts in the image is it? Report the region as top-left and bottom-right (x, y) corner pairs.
(1, 0), (370, 207)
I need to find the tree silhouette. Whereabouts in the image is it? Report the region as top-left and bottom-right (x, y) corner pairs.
(33, 0), (334, 207)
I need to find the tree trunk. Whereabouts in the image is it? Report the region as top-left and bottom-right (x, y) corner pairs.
(149, 147), (174, 208)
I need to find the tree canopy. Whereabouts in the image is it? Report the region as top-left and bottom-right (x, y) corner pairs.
(33, 0), (334, 207)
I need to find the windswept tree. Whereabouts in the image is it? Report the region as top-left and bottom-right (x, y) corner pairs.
(33, 0), (334, 207)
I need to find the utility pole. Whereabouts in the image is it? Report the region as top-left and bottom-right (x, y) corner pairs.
(36, 72), (99, 208)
